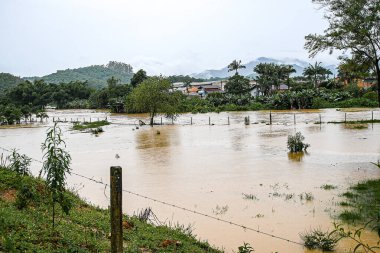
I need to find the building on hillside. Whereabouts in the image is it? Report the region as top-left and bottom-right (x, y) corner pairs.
(357, 78), (377, 89)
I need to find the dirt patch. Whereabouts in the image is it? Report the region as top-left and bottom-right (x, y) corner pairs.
(1, 189), (17, 202)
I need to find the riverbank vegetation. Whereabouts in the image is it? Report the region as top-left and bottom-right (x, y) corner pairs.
(0, 163), (221, 252)
(72, 120), (110, 131)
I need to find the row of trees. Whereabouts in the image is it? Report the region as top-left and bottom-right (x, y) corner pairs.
(223, 59), (334, 97)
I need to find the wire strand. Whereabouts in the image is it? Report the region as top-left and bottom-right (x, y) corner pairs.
(0, 145), (303, 246)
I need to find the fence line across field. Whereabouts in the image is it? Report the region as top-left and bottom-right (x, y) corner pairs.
(4, 110), (379, 127)
(0, 145), (304, 247)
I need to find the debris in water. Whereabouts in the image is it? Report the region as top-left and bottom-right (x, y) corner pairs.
(115, 154), (120, 159)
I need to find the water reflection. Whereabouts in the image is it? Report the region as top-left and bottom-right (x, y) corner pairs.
(288, 151), (306, 162)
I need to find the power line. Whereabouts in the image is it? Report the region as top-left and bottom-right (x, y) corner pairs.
(0, 146), (304, 246)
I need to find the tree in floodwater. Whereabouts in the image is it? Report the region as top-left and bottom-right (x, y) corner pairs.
(305, 0), (380, 107)
(40, 123), (72, 230)
(126, 76), (182, 126)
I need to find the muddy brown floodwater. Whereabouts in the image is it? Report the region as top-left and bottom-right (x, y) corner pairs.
(1, 108), (380, 252)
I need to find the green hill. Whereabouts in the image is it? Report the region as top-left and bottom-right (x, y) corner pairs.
(25, 61), (134, 89)
(0, 73), (24, 92)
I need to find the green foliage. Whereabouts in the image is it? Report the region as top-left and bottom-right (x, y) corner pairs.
(340, 179), (380, 225)
(41, 123), (72, 229)
(227, 60), (246, 75)
(237, 242), (254, 253)
(72, 120), (110, 131)
(9, 149), (31, 176)
(333, 222), (380, 253)
(305, 0), (380, 107)
(0, 104), (22, 124)
(0, 73), (24, 92)
(0, 167), (222, 252)
(126, 77), (182, 125)
(303, 62), (332, 87)
(224, 74), (252, 96)
(25, 61), (133, 89)
(287, 132), (310, 153)
(301, 229), (339, 251)
(363, 91), (379, 101)
(15, 182), (38, 210)
(254, 63), (295, 96)
(130, 69), (148, 87)
(320, 184), (337, 190)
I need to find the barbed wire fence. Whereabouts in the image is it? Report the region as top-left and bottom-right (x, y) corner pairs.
(3, 109), (379, 127)
(0, 145), (304, 247)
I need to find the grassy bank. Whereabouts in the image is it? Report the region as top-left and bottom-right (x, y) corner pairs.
(72, 120), (110, 131)
(0, 167), (221, 252)
(338, 170), (380, 225)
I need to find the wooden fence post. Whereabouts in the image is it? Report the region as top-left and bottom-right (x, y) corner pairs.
(110, 166), (123, 253)
(209, 116), (211, 125)
(269, 111), (272, 125)
(191, 117), (192, 125)
(228, 116), (230, 125)
(293, 114), (296, 125)
(345, 113), (347, 123)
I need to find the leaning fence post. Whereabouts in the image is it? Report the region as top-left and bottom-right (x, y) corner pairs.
(110, 166), (123, 253)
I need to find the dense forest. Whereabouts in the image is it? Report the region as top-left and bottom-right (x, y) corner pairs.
(0, 73), (24, 92)
(24, 61), (134, 89)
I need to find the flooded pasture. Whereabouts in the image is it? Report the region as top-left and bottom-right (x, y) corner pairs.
(1, 108), (380, 252)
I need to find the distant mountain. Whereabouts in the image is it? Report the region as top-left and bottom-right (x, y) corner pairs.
(24, 61), (134, 88)
(191, 57), (337, 79)
(0, 73), (24, 91)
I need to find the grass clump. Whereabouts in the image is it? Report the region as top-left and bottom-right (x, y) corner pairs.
(301, 228), (339, 251)
(72, 120), (110, 131)
(0, 166), (222, 253)
(299, 192), (314, 202)
(339, 211), (361, 223)
(339, 179), (380, 226)
(287, 132), (310, 152)
(242, 193), (258, 201)
(321, 184), (337, 190)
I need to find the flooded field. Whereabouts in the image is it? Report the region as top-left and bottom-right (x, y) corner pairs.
(1, 108), (380, 252)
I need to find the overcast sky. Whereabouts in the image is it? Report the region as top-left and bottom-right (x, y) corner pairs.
(0, 0), (339, 77)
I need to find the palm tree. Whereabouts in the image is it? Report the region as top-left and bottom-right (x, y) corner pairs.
(303, 62), (331, 88)
(228, 60), (246, 75)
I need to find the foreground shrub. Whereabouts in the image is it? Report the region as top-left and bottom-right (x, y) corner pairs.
(287, 132), (310, 152)
(9, 149), (31, 176)
(301, 228), (339, 251)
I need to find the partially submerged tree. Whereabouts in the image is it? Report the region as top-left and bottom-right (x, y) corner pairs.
(126, 76), (182, 126)
(305, 0), (380, 106)
(41, 123), (72, 230)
